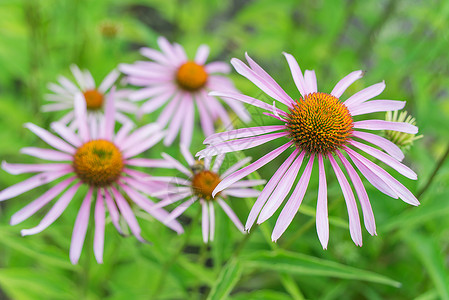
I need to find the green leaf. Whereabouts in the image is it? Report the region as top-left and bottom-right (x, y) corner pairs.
(207, 258), (242, 300)
(243, 250), (401, 287)
(231, 290), (292, 300)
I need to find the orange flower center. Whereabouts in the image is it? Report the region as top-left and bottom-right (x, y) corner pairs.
(286, 92), (353, 154)
(73, 140), (123, 186)
(176, 61), (208, 91)
(83, 89), (104, 110)
(191, 170), (221, 200)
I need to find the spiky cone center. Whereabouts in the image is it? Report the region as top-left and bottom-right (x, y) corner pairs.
(286, 92), (353, 154)
(176, 61), (208, 91)
(83, 89), (104, 110)
(191, 170), (221, 200)
(73, 140), (123, 187)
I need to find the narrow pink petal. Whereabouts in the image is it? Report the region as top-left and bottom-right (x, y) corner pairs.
(202, 92), (233, 129)
(180, 144), (195, 165)
(157, 36), (180, 64)
(208, 201), (215, 241)
(221, 157), (252, 179)
(316, 154), (329, 249)
(0, 171), (70, 201)
(349, 140), (417, 179)
(244, 53), (294, 105)
(282, 52), (307, 98)
(115, 98), (138, 114)
(110, 186), (147, 243)
(201, 199), (209, 243)
(173, 43), (188, 62)
(126, 158), (173, 169)
(205, 62), (230, 74)
(244, 149), (299, 230)
(21, 182), (81, 236)
(228, 179), (266, 188)
(123, 131), (165, 159)
(47, 82), (69, 95)
(129, 85), (173, 102)
(209, 91), (288, 117)
(345, 147), (419, 206)
(331, 70), (364, 98)
(50, 122), (81, 147)
(344, 81), (385, 107)
(195, 45), (210, 65)
(94, 189), (105, 263)
(196, 93), (215, 137)
(120, 176), (163, 195)
(203, 125), (285, 145)
(98, 69), (120, 94)
(220, 96), (251, 123)
(163, 197), (196, 225)
(74, 93), (90, 142)
(258, 151), (305, 224)
(353, 120), (418, 134)
(337, 151), (376, 236)
(120, 184), (184, 234)
(164, 94), (187, 146)
(217, 198), (244, 233)
(10, 177), (76, 225)
(114, 122), (134, 146)
(25, 123), (75, 154)
(349, 100), (406, 116)
(2, 162), (69, 175)
(328, 155), (362, 246)
(345, 149), (398, 198)
(70, 187), (93, 264)
(304, 70), (317, 94)
(157, 92), (182, 129)
(70, 65), (86, 90)
(83, 70), (96, 90)
(42, 103), (72, 112)
(224, 188), (261, 198)
(211, 154), (225, 173)
(57, 75), (79, 93)
(161, 153), (191, 176)
(139, 47), (171, 65)
(271, 154), (314, 242)
(231, 57), (292, 106)
(180, 94), (194, 147)
(120, 123), (160, 151)
(352, 131), (404, 161)
(103, 86), (116, 141)
(103, 188), (123, 234)
(213, 141), (293, 197)
(199, 132), (289, 158)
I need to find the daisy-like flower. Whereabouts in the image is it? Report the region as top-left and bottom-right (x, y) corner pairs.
(44, 65), (137, 131)
(198, 53), (420, 248)
(119, 37), (251, 147)
(0, 89), (183, 264)
(148, 146), (264, 243)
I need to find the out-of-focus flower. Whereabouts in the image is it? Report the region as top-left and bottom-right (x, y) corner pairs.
(199, 53), (420, 248)
(44, 65), (137, 132)
(119, 37), (251, 147)
(149, 146), (264, 243)
(384, 110), (423, 150)
(0, 89), (182, 264)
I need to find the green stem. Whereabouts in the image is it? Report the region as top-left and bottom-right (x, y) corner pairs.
(417, 143), (449, 198)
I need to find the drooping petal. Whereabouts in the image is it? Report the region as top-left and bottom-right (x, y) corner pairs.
(163, 196), (196, 225)
(94, 189), (105, 264)
(316, 154), (329, 249)
(351, 130), (404, 161)
(70, 187), (93, 264)
(201, 199), (209, 243)
(103, 188), (123, 234)
(180, 93), (194, 147)
(208, 201), (215, 241)
(217, 198), (244, 233)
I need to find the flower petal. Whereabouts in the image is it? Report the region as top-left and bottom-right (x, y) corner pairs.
(344, 81), (385, 107)
(94, 189), (105, 264)
(217, 198), (244, 233)
(331, 70), (364, 98)
(353, 120), (418, 134)
(316, 154), (329, 249)
(25, 123), (75, 154)
(70, 187), (93, 264)
(352, 130), (404, 161)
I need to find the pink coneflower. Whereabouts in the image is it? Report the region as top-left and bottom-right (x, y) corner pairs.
(149, 146), (264, 243)
(198, 53), (420, 248)
(44, 65), (137, 130)
(0, 89), (183, 264)
(119, 37), (251, 147)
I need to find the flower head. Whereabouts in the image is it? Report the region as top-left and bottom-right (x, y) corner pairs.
(44, 65), (137, 129)
(199, 53), (420, 248)
(149, 146), (264, 243)
(384, 110), (423, 150)
(119, 37), (251, 147)
(0, 89), (182, 264)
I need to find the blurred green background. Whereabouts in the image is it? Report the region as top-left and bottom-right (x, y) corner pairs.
(1, 0), (449, 299)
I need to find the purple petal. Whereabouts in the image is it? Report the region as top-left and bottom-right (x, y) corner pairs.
(42, 103), (72, 112)
(201, 199), (209, 243)
(349, 100), (406, 116)
(258, 151), (305, 224)
(180, 94), (194, 147)
(163, 197), (196, 225)
(120, 123), (160, 151)
(221, 157), (252, 179)
(157, 92), (182, 129)
(21, 182), (81, 236)
(203, 125), (285, 145)
(10, 177), (76, 225)
(208, 201), (215, 241)
(353, 120), (418, 134)
(103, 188), (123, 234)
(157, 36), (180, 64)
(57, 75), (78, 93)
(50, 122), (81, 147)
(70, 187), (93, 264)
(228, 179), (266, 189)
(125, 158), (173, 169)
(282, 52), (307, 98)
(271, 154), (314, 242)
(304, 70), (317, 94)
(94, 189), (105, 263)
(139, 47), (171, 65)
(328, 155), (362, 246)
(220, 96), (251, 123)
(316, 154), (329, 249)
(0, 171), (70, 201)
(130, 85), (173, 102)
(212, 141), (293, 197)
(98, 69), (120, 94)
(70, 65), (85, 89)
(161, 153), (191, 176)
(205, 62), (230, 74)
(344, 81), (385, 107)
(180, 144), (195, 165)
(245, 149), (299, 230)
(25, 123), (75, 154)
(196, 93), (215, 137)
(74, 93), (90, 142)
(195, 45), (210, 65)
(352, 131), (404, 161)
(211, 154), (225, 173)
(224, 188), (261, 198)
(103, 86), (116, 141)
(2, 162), (70, 175)
(349, 140), (417, 179)
(217, 198), (244, 233)
(122, 131), (165, 159)
(331, 70), (364, 98)
(114, 122), (134, 146)
(337, 151), (376, 236)
(164, 94), (187, 146)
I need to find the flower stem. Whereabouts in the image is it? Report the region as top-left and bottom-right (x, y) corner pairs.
(417, 143), (449, 198)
